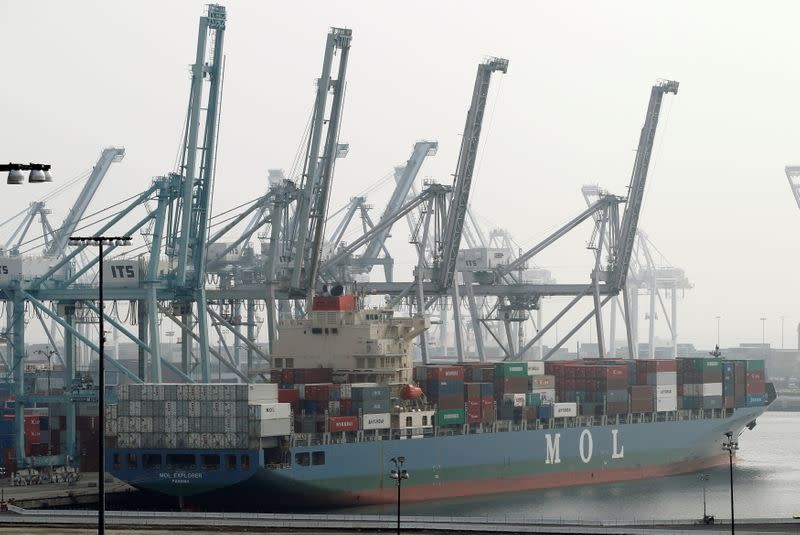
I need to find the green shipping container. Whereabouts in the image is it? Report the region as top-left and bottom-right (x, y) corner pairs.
(436, 409), (465, 426)
(697, 359), (721, 371)
(745, 359), (765, 372)
(526, 392), (542, 406)
(494, 362), (528, 377)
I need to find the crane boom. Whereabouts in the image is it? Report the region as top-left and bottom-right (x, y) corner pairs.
(613, 79), (678, 289)
(438, 57), (508, 289)
(47, 147), (125, 258)
(362, 141), (438, 261)
(170, 4), (226, 287)
(289, 27), (352, 300)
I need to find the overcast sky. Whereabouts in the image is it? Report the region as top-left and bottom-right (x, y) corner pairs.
(2, 1), (800, 352)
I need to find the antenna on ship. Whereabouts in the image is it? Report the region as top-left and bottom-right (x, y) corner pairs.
(709, 345), (722, 358)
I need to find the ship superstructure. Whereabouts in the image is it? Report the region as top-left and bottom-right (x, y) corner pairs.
(272, 291), (428, 385)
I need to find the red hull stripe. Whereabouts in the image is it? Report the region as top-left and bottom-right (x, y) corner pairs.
(338, 453), (731, 505)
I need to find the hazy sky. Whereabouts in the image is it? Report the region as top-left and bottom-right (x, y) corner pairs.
(3, 1), (800, 352)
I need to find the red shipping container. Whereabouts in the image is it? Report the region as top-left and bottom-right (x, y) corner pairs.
(2, 447), (16, 471)
(312, 295), (356, 311)
(26, 429), (41, 444)
(494, 376), (527, 395)
(281, 368), (296, 384)
(629, 385), (654, 400)
(302, 383), (332, 401)
(523, 406), (538, 420)
(480, 397), (496, 422)
(278, 388), (300, 403)
(466, 399), (481, 423)
(428, 366), (465, 381)
(328, 416), (358, 432)
(746, 381), (765, 394)
(437, 394), (465, 410)
(654, 360), (677, 372)
(339, 399), (352, 416)
(746, 370), (765, 382)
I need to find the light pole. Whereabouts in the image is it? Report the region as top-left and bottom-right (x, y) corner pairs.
(699, 473), (713, 524)
(780, 316), (786, 349)
(68, 235), (132, 535)
(760, 317), (766, 346)
(1, 162), (53, 184)
(389, 456), (409, 535)
(722, 431), (739, 535)
(715, 316), (721, 347)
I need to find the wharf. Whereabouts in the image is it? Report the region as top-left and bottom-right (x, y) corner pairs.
(0, 474), (134, 509)
(0, 509), (798, 534)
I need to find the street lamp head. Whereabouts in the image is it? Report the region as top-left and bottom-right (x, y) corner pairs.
(28, 169), (46, 183)
(7, 169), (24, 185)
(44, 169), (53, 182)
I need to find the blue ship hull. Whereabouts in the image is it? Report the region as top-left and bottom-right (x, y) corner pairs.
(109, 405), (766, 509)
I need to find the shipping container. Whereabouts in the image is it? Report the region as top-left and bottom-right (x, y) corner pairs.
(361, 413), (391, 430)
(553, 402), (577, 418)
(526, 361), (545, 376)
(436, 409), (465, 426)
(494, 362), (528, 377)
(427, 366), (465, 381)
(351, 384), (390, 401)
(328, 416), (359, 432)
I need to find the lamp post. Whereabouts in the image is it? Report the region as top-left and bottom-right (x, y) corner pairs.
(389, 456), (409, 535)
(722, 431), (739, 535)
(760, 317), (766, 346)
(699, 473), (713, 524)
(68, 235), (132, 535)
(715, 316), (721, 346)
(1, 163), (53, 184)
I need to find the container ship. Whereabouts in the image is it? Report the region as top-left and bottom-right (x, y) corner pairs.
(104, 293), (775, 509)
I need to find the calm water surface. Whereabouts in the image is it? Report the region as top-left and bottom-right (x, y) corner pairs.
(336, 411), (800, 521)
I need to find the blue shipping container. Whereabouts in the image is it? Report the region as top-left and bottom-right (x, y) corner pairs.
(746, 393), (765, 407)
(351, 385), (390, 402)
(538, 404), (553, 419)
(479, 382), (494, 397)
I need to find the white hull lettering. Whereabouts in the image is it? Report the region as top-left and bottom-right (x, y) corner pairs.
(579, 429), (593, 463)
(545, 433), (561, 464)
(611, 429), (624, 459)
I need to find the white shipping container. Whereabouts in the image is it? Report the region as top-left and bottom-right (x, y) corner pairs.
(248, 383), (278, 403)
(655, 385), (676, 397)
(656, 396), (678, 412)
(553, 402), (578, 417)
(701, 383), (723, 397)
(361, 413), (391, 430)
(513, 394), (525, 407)
(259, 418), (292, 437)
(526, 362), (546, 376)
(655, 372), (677, 385)
(251, 402), (291, 420)
(529, 388), (557, 404)
(339, 384), (352, 400)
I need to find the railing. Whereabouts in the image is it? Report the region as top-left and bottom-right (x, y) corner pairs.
(289, 408), (738, 448)
(2, 507), (796, 532)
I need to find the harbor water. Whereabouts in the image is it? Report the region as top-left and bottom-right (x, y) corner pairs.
(335, 410), (800, 521)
